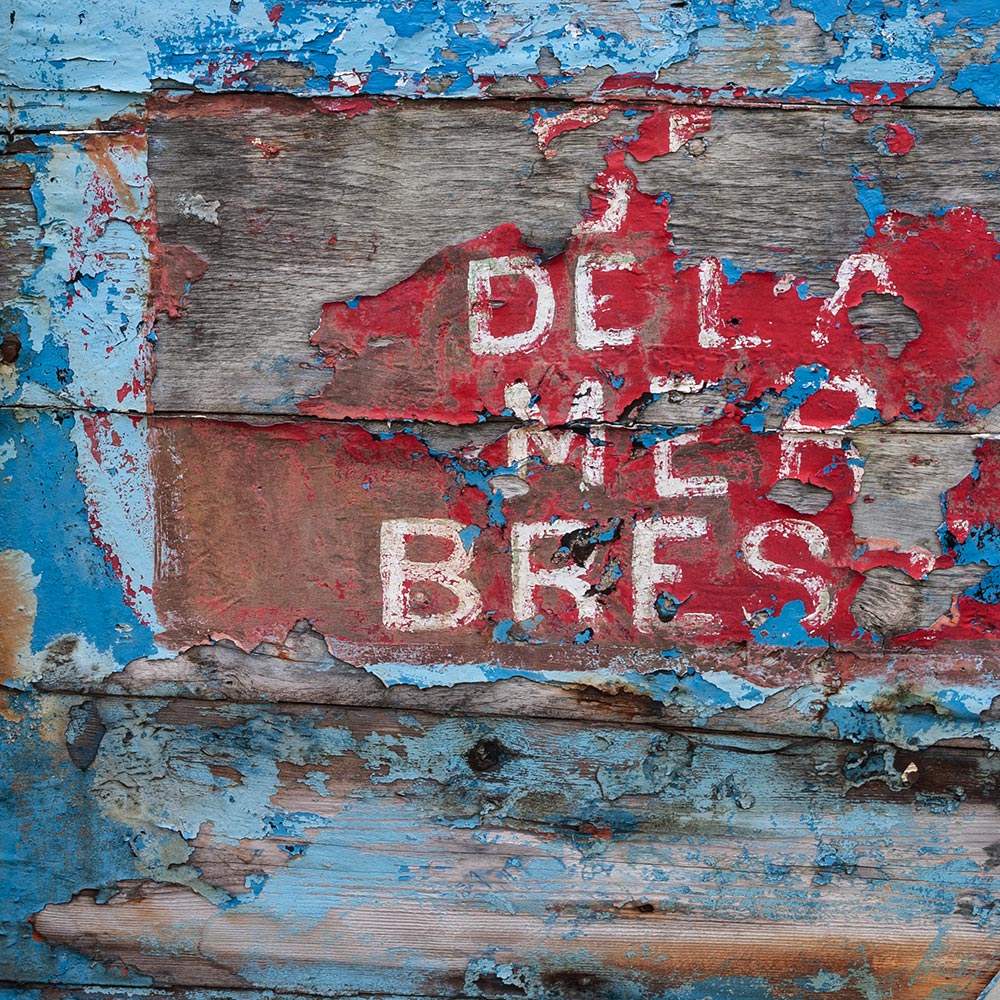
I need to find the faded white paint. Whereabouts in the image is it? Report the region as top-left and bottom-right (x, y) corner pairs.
(574, 252), (638, 349)
(505, 378), (605, 487)
(632, 515), (710, 631)
(511, 519), (597, 622)
(380, 518), (482, 630)
(743, 519), (835, 625)
(468, 257), (555, 356)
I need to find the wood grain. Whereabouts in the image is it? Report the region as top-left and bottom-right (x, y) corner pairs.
(7, 690), (998, 998)
(0, 158), (39, 385)
(5, 37), (1000, 1000)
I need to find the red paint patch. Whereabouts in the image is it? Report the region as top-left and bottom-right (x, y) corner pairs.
(884, 122), (916, 155)
(267, 3), (284, 24)
(529, 105), (617, 156)
(625, 107), (711, 162)
(848, 81), (913, 104)
(150, 244), (209, 320)
(312, 97), (379, 117)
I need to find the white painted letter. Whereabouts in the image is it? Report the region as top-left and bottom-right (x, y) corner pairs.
(742, 519), (835, 625)
(505, 379), (605, 487)
(468, 257), (555, 356)
(511, 519), (598, 622)
(380, 519), (482, 631)
(574, 252), (638, 349)
(697, 257), (766, 349)
(632, 516), (710, 631)
(812, 252), (896, 346)
(653, 431), (728, 499)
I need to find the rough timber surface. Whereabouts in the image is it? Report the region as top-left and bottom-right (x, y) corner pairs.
(4, 690), (1000, 998)
(2, 98), (1000, 743)
(5, 7), (1000, 998)
(1, 403), (999, 753)
(142, 99), (1000, 422)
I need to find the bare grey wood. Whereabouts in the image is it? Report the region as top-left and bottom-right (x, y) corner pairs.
(852, 431), (978, 551)
(848, 292), (923, 358)
(852, 565), (989, 637)
(0, 160), (40, 355)
(765, 478), (833, 514)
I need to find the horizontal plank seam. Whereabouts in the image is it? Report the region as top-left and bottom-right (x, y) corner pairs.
(3, 401), (1000, 439)
(9, 682), (997, 757)
(0, 980), (474, 1000)
(3, 86), (995, 109)
(1, 92), (996, 140)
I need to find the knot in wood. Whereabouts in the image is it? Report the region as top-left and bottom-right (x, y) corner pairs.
(466, 736), (509, 773)
(1, 333), (21, 364)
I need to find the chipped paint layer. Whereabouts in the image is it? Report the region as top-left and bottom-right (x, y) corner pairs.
(1, 97), (999, 746)
(9, 0), (1000, 113)
(5, 30), (1000, 996)
(0, 408), (993, 749)
(305, 148), (1000, 429)
(4, 691), (999, 996)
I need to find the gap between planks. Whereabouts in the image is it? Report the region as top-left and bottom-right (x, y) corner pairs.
(4, 400), (1000, 439)
(6, 683), (995, 759)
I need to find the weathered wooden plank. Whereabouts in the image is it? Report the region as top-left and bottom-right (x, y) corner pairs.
(63, 618), (1000, 749)
(4, 690), (999, 997)
(2, 406), (999, 744)
(0, 991), (435, 1000)
(0, 992), (418, 1000)
(8, 100), (1000, 429)
(138, 99), (1000, 428)
(7, 0), (1000, 114)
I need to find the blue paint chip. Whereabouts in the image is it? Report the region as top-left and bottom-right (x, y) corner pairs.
(750, 600), (826, 648)
(458, 523), (481, 552)
(720, 258), (743, 284)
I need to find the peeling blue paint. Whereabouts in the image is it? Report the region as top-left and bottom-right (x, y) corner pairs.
(750, 600), (827, 648)
(4, 689), (997, 993)
(8, 0), (1000, 119)
(0, 409), (156, 666)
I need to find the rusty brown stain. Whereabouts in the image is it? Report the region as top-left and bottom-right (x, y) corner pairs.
(85, 134), (145, 219)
